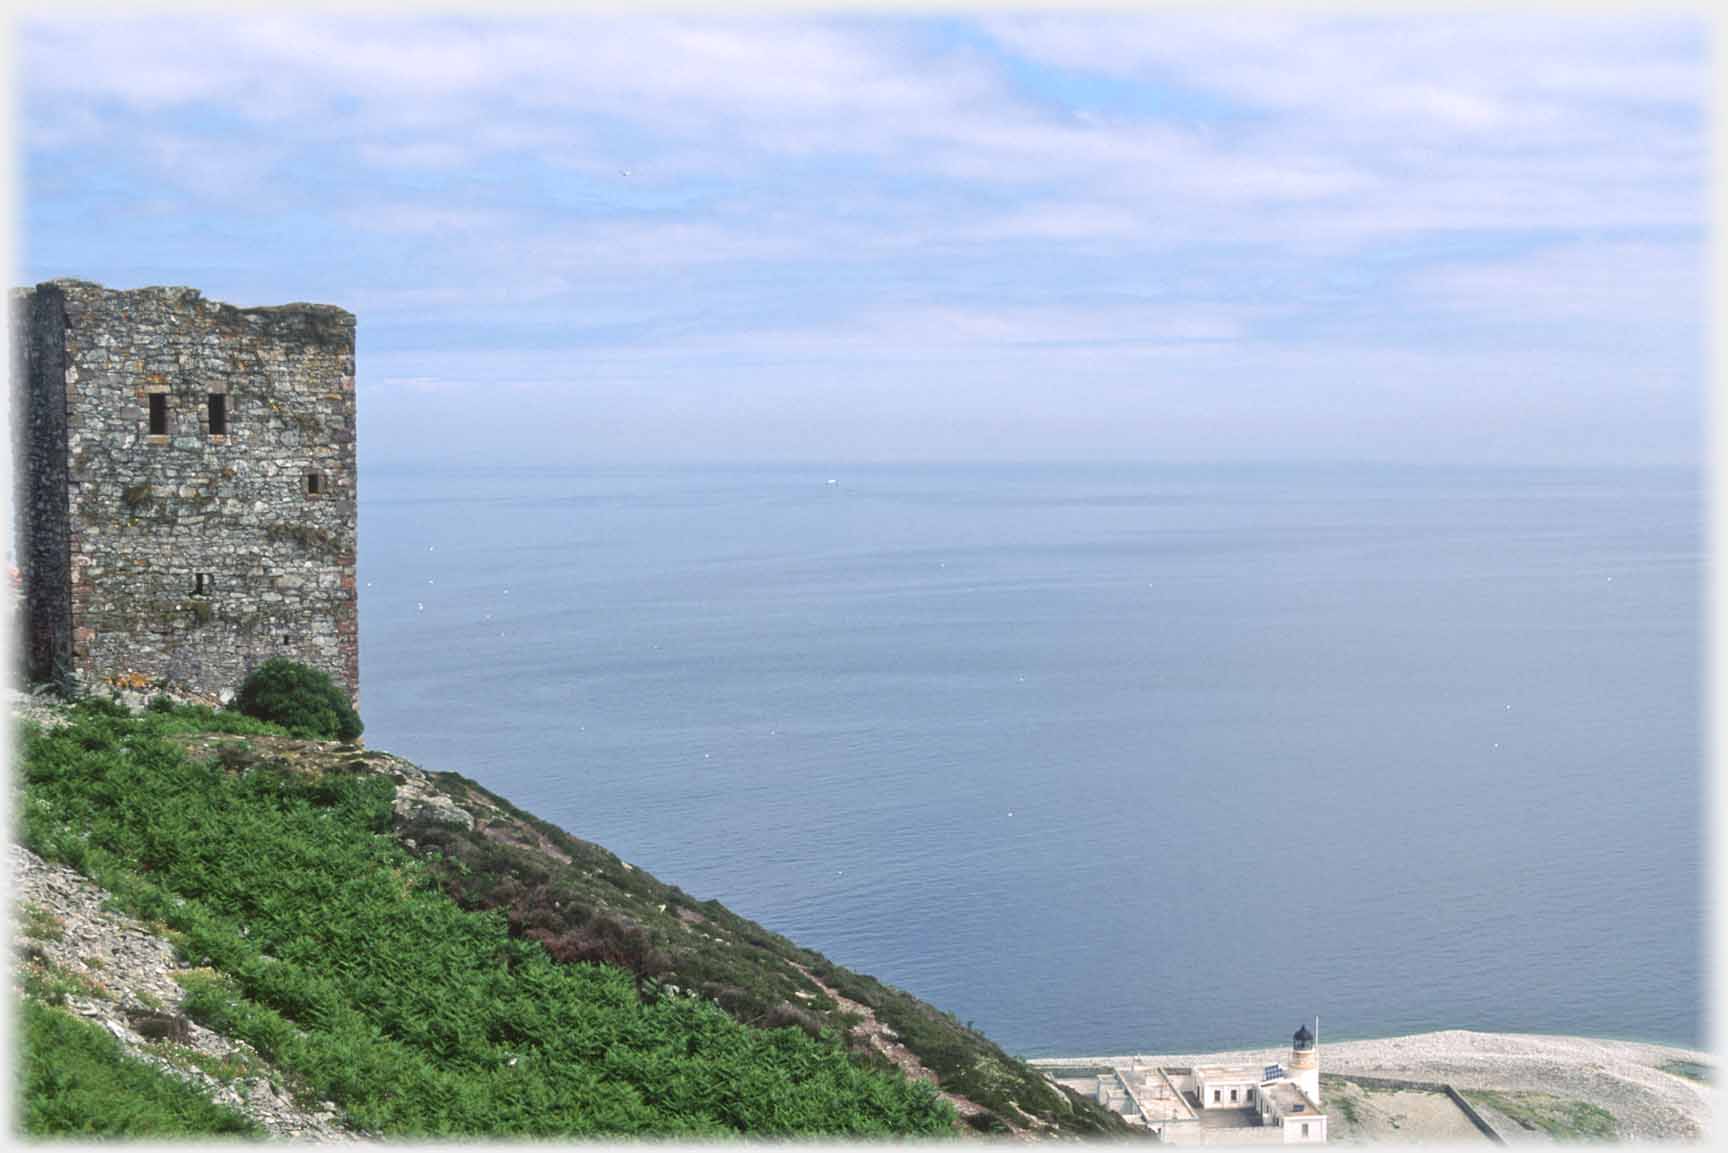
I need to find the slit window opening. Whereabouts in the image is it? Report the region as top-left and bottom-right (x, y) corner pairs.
(148, 393), (167, 435)
(193, 573), (212, 595)
(208, 393), (227, 435)
(306, 472), (323, 495)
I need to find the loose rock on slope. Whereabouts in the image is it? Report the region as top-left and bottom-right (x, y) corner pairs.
(13, 844), (363, 1141)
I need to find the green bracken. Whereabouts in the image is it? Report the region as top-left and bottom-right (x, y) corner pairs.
(19, 999), (262, 1137)
(405, 767), (1130, 1134)
(17, 706), (955, 1137)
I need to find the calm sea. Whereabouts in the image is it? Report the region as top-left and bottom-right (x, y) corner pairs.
(357, 463), (1702, 1056)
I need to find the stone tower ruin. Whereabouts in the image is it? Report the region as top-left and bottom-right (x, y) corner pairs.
(10, 279), (358, 702)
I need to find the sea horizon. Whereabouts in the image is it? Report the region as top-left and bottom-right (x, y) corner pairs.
(357, 459), (1703, 1057)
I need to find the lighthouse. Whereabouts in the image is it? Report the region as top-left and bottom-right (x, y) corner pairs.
(1289, 1021), (1320, 1104)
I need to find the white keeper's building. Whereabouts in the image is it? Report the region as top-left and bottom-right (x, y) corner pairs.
(1032, 1023), (1328, 1144)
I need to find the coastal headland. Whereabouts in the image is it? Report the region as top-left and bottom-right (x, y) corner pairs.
(1037, 1031), (1711, 1142)
(12, 693), (1130, 1138)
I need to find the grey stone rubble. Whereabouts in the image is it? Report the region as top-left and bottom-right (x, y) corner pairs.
(6, 684), (226, 730)
(386, 756), (476, 832)
(786, 960), (1038, 1138)
(5, 685), (70, 731)
(167, 723), (477, 834)
(13, 843), (366, 1141)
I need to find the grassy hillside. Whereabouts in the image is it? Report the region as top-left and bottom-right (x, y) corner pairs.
(396, 767), (1129, 1134)
(16, 698), (1132, 1138)
(20, 999), (261, 1137)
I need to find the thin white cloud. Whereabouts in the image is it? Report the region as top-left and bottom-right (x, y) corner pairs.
(1410, 242), (1702, 328)
(982, 13), (1704, 118)
(136, 133), (288, 202)
(979, 12), (1702, 236)
(822, 304), (1246, 349)
(343, 204), (511, 235)
(355, 141), (479, 170)
(963, 203), (1147, 241)
(21, 11), (1701, 242)
(356, 330), (1697, 466)
(18, 12), (1705, 466)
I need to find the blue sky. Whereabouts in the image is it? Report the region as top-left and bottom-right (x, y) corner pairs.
(17, 12), (1706, 466)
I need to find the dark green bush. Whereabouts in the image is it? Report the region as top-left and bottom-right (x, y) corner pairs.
(233, 658), (361, 741)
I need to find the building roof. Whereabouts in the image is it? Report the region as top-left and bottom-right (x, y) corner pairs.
(1192, 1063), (1267, 1082)
(1265, 1080), (1325, 1116)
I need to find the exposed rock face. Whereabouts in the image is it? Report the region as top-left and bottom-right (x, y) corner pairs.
(10, 279), (358, 703)
(167, 729), (475, 832)
(13, 844), (363, 1140)
(788, 961), (1036, 1135)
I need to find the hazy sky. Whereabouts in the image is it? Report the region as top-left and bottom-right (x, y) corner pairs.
(17, 12), (1705, 467)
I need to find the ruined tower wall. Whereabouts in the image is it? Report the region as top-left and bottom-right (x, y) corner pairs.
(13, 279), (358, 700)
(12, 286), (74, 683)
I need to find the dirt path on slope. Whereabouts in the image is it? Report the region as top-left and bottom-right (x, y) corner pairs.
(788, 960), (1020, 1133)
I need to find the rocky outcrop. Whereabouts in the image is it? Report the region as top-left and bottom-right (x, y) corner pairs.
(13, 844), (362, 1140)
(165, 729), (475, 832)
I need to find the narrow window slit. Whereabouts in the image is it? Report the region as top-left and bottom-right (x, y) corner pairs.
(208, 393), (227, 436)
(193, 573), (213, 596)
(148, 393), (167, 435)
(306, 472), (323, 495)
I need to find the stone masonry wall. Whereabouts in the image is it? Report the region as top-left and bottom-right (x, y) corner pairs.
(12, 286), (73, 684)
(14, 279), (358, 701)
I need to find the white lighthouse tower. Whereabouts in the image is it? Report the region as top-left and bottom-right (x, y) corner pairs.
(1289, 1021), (1320, 1104)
